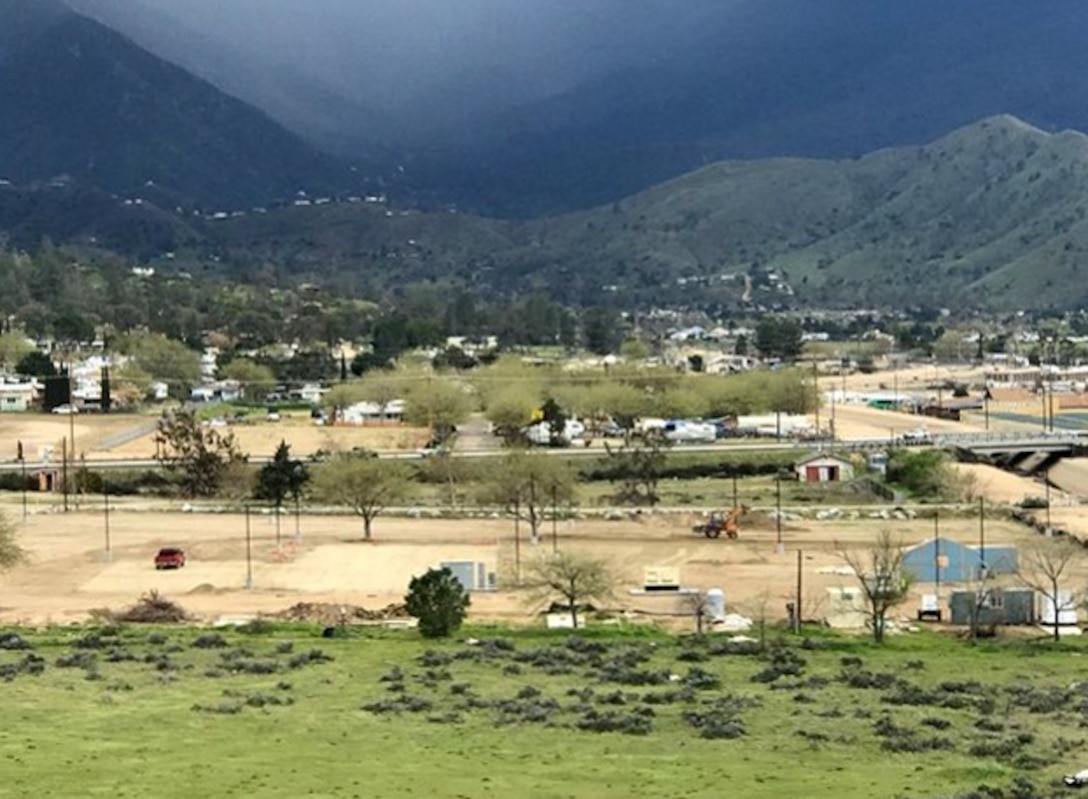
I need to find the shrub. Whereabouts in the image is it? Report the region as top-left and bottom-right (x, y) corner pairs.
(0, 632), (30, 650)
(575, 709), (653, 736)
(56, 652), (97, 669)
(287, 649), (334, 669)
(192, 633), (229, 649)
(236, 619), (275, 635)
(683, 667), (722, 690)
(404, 568), (471, 639)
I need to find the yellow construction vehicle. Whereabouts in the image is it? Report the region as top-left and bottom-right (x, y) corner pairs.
(692, 505), (748, 539)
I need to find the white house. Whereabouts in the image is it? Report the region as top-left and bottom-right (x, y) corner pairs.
(289, 383), (326, 405)
(341, 399), (406, 425)
(0, 380), (38, 412)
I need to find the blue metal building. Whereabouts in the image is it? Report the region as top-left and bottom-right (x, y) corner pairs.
(903, 537), (1018, 584)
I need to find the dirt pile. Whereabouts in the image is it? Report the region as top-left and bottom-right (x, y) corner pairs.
(265, 602), (408, 625)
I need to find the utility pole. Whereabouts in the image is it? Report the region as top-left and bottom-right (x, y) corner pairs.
(812, 360), (820, 439)
(1045, 466), (1052, 533)
(513, 497), (522, 586)
(978, 497), (986, 579)
(68, 363), (76, 498)
(794, 549), (803, 634)
(294, 494), (301, 542)
(933, 511), (941, 608)
(103, 476), (111, 562)
(551, 484), (558, 553)
(732, 473), (739, 510)
(245, 505), (253, 590)
(18, 440), (26, 523)
(775, 475), (784, 555)
(61, 435), (69, 512)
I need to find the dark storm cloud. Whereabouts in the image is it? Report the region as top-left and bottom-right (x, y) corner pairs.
(70, 0), (752, 114)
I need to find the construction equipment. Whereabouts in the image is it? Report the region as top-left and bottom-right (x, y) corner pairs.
(692, 506), (749, 539)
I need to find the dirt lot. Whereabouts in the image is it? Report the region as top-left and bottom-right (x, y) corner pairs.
(0, 413), (433, 461)
(831, 404), (982, 440)
(0, 499), (1055, 627)
(952, 463), (1060, 505)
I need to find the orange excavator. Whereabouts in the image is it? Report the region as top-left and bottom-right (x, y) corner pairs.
(692, 505), (749, 539)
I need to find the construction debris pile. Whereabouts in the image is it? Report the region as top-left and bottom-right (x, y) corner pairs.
(109, 591), (189, 623)
(266, 602), (409, 625)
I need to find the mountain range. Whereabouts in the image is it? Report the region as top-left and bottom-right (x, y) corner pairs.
(5, 1), (1088, 311)
(56, 0), (1088, 216)
(8, 114), (1088, 312)
(0, 0), (367, 209)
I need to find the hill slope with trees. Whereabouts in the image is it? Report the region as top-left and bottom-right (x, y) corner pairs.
(7, 115), (1088, 311)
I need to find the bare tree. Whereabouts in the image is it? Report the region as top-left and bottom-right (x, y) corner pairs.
(526, 552), (614, 629)
(962, 567), (1001, 643)
(740, 590), (774, 653)
(1019, 538), (1082, 642)
(0, 511), (27, 571)
(839, 531), (913, 644)
(682, 590), (714, 635)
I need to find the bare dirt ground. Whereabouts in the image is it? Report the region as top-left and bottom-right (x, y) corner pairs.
(0, 415), (147, 461)
(106, 418), (432, 460)
(0, 500), (1055, 627)
(0, 414), (433, 461)
(840, 365), (987, 393)
(952, 464), (1059, 506)
(831, 404), (982, 440)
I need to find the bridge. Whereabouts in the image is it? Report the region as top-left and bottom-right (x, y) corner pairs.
(931, 431), (1087, 471)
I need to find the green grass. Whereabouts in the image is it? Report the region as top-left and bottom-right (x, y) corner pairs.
(0, 624), (1084, 798)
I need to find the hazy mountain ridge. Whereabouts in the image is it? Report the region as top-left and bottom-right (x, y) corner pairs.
(0, 0), (367, 208)
(50, 1), (1088, 216)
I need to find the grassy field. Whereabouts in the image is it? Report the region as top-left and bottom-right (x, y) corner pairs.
(0, 623), (1083, 799)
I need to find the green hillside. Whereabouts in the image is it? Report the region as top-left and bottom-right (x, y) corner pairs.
(8, 114), (1088, 311)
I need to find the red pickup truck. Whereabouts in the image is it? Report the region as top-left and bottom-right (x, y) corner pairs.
(154, 547), (186, 570)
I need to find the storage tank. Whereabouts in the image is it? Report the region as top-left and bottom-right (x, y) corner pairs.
(706, 588), (725, 620)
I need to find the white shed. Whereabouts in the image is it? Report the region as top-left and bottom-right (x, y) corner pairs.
(796, 454), (855, 483)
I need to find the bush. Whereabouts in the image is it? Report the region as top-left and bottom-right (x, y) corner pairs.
(0, 632), (30, 650)
(405, 568), (471, 638)
(287, 649), (333, 669)
(192, 633), (229, 649)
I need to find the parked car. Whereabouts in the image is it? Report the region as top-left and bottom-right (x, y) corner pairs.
(51, 404), (78, 415)
(154, 547), (186, 570)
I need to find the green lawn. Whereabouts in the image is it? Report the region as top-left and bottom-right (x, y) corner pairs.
(0, 624), (1081, 799)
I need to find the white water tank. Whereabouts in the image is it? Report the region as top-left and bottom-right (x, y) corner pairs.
(706, 588), (726, 620)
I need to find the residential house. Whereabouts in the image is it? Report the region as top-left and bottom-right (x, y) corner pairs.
(340, 399), (406, 425)
(0, 380), (38, 412)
